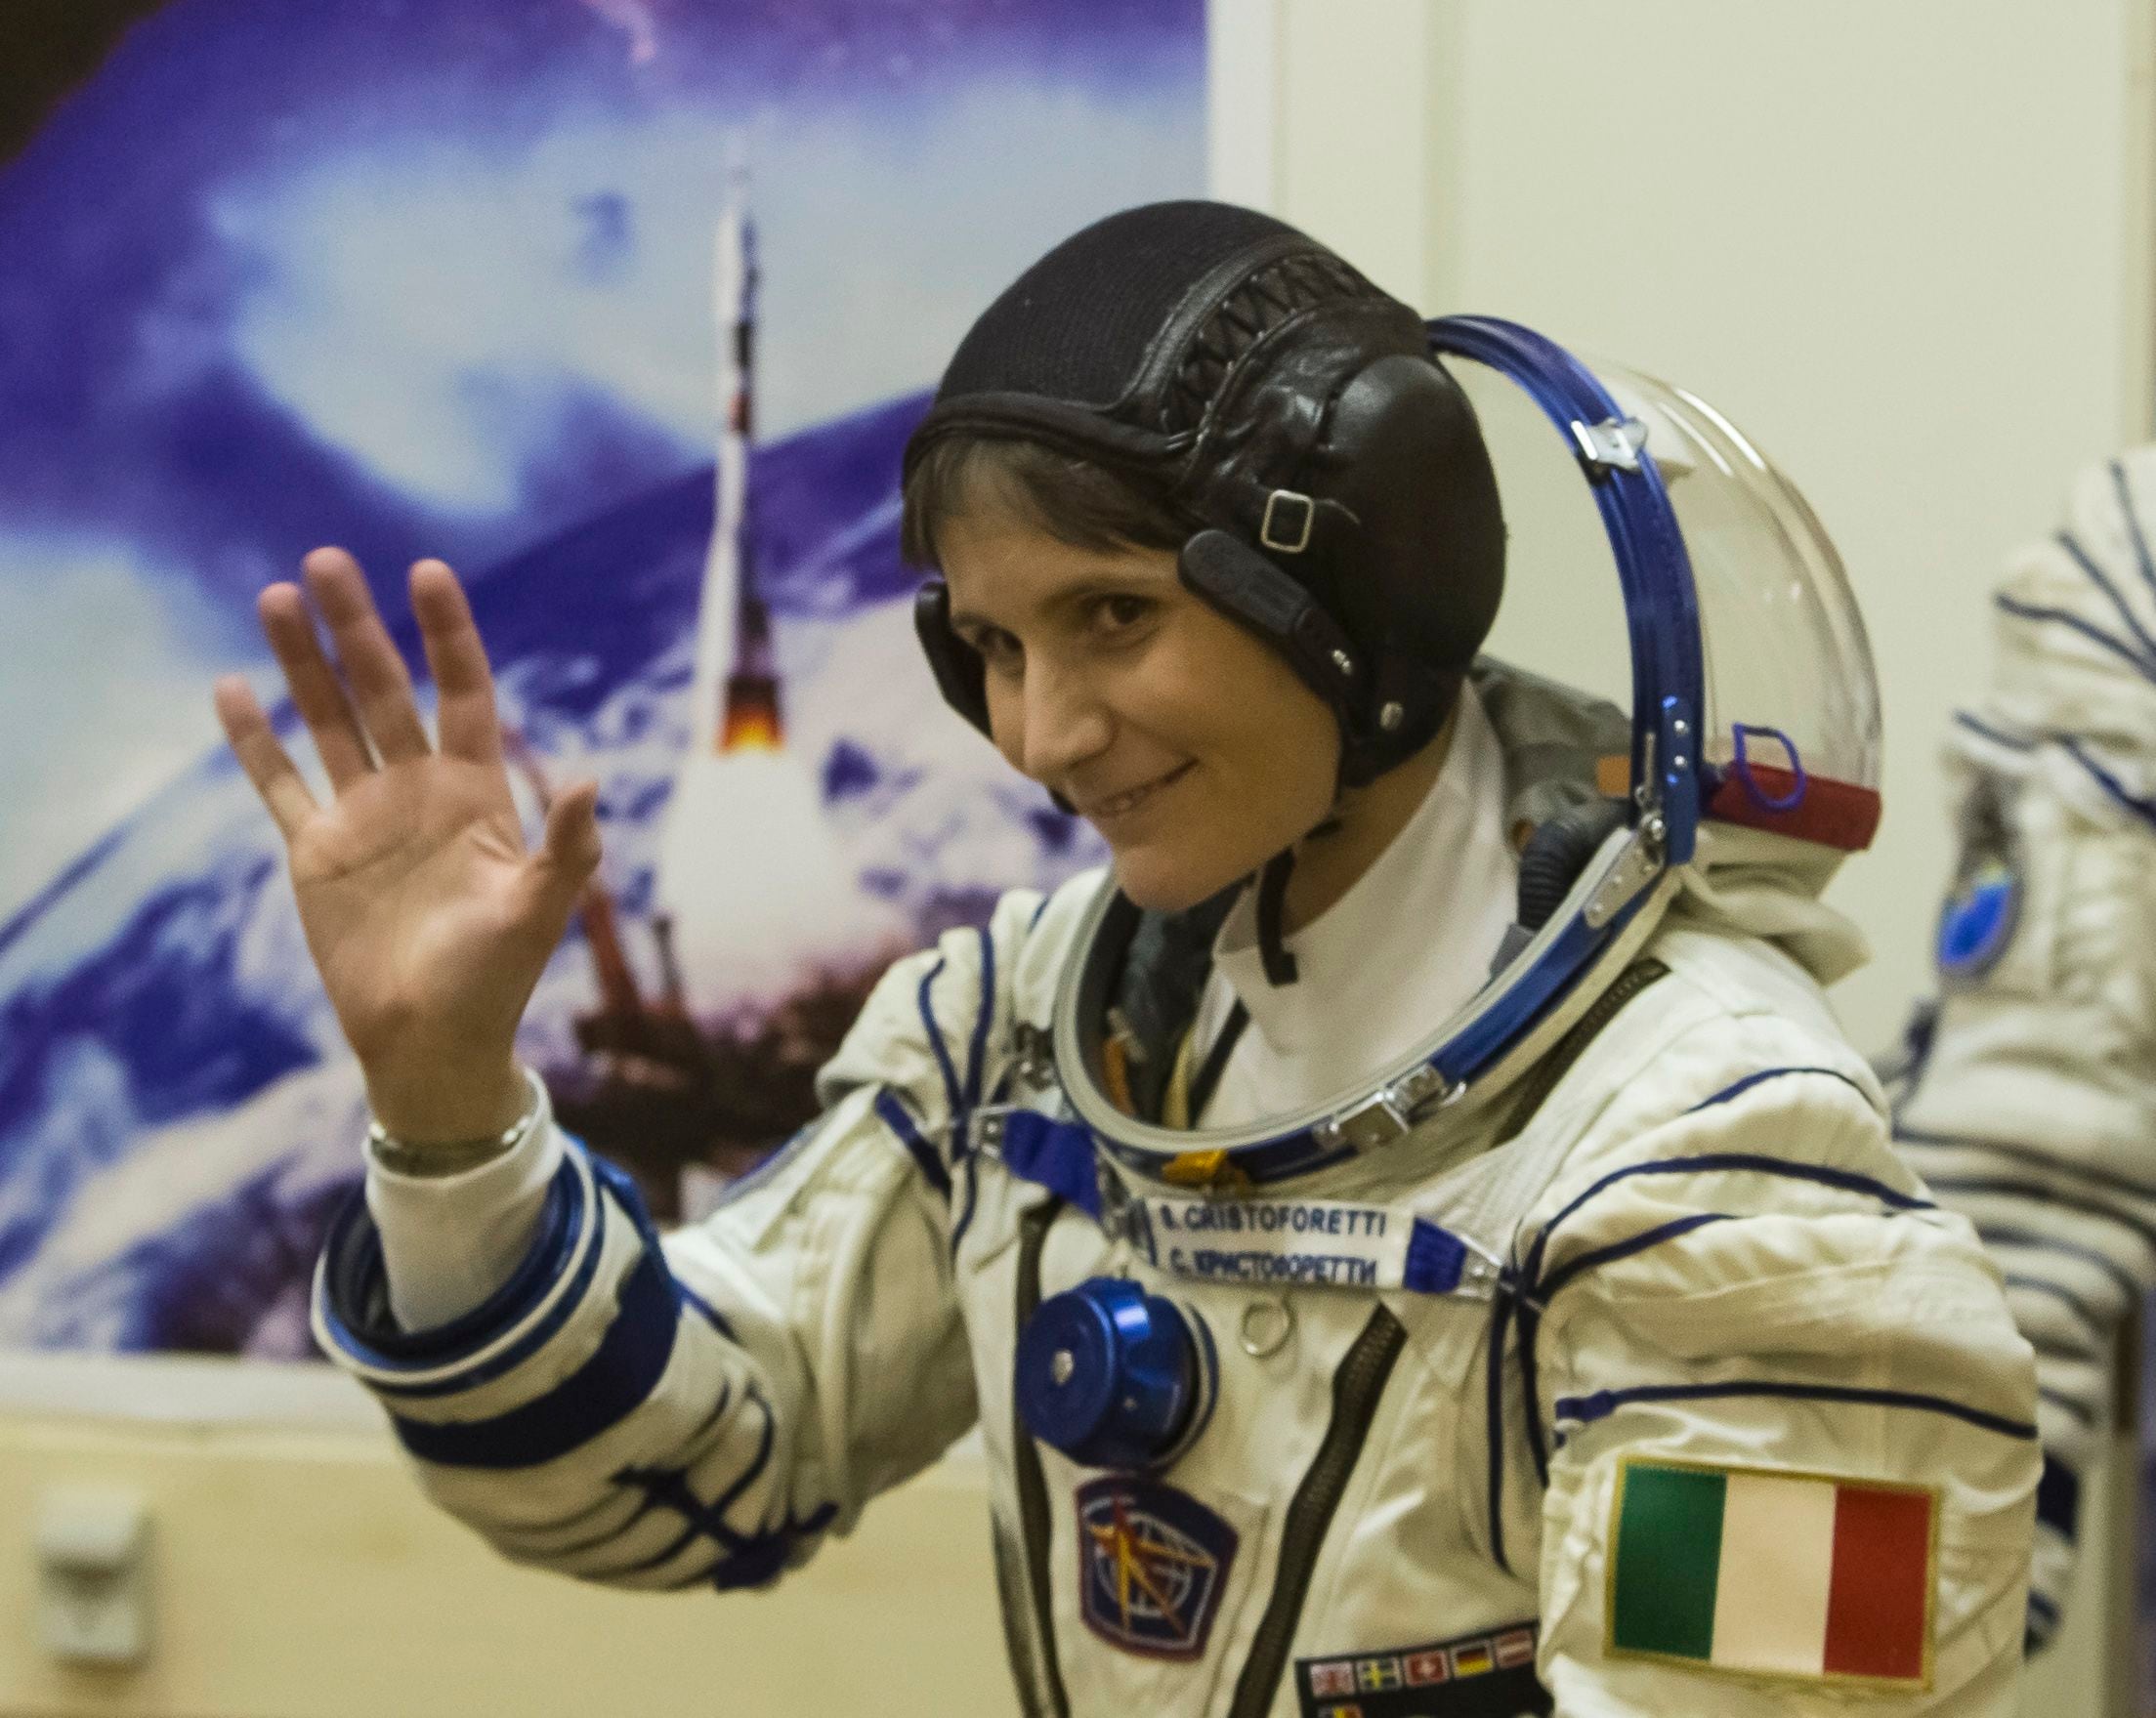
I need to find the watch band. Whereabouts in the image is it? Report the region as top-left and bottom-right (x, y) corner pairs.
(366, 1067), (544, 1179)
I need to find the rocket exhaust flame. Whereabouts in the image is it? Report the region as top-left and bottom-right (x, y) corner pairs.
(720, 677), (782, 752)
(554, 148), (905, 1220)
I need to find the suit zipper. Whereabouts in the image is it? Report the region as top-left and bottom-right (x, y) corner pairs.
(1011, 1195), (1070, 1718)
(1226, 1305), (1408, 1718)
(1492, 957), (1670, 1145)
(992, 1519), (1045, 1718)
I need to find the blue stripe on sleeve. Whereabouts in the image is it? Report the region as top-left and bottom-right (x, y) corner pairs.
(914, 955), (966, 1132)
(598, 1399), (779, 1578)
(1511, 1148), (1934, 1486)
(678, 1281), (736, 1341)
(2037, 1454), (2083, 1539)
(1535, 1212), (1733, 1303)
(388, 1238), (683, 1470)
(1529, 1151), (1932, 1271)
(1920, 1173), (2156, 1258)
(1552, 1379), (2037, 1442)
(2001, 1272), (2101, 1325)
(1995, 593), (2156, 684)
(2026, 1323), (2105, 1367)
(604, 1390), (837, 1591)
(663, 1501), (840, 1592)
(2056, 733), (2156, 833)
(332, 1158), (598, 1400)
(1893, 1126), (2156, 1209)
(2026, 1587), (2061, 1655)
(2054, 527), (2156, 664)
(875, 1087), (952, 1199)
(1953, 710), (2036, 751)
(2112, 459), (2156, 603)
(1683, 1066), (1880, 1118)
(1974, 1224), (2142, 1304)
(317, 1152), (587, 1385)
(1935, 714), (2156, 832)
(521, 1384), (736, 1562)
(2039, 1386), (2098, 1430)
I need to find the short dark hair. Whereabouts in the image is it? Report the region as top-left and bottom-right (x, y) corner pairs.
(900, 435), (1191, 568)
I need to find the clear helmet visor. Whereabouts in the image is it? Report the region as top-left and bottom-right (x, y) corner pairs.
(1456, 349), (1881, 853)
(1051, 319), (1882, 1184)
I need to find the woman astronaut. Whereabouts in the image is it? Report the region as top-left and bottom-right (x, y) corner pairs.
(215, 202), (2039, 1715)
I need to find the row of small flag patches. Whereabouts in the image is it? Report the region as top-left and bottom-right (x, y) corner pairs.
(1306, 1621), (1536, 1698)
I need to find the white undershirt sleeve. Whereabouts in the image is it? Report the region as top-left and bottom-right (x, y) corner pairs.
(364, 1114), (565, 1333)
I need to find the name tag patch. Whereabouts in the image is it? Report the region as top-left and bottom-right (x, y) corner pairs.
(1132, 1194), (1494, 1297)
(1296, 1621), (1547, 1717)
(1076, 1476), (1239, 1661)
(982, 1108), (1498, 1299)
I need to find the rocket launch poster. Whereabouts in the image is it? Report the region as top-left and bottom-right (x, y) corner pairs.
(0, 0), (1205, 1368)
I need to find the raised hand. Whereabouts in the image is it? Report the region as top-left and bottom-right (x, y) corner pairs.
(214, 549), (601, 1146)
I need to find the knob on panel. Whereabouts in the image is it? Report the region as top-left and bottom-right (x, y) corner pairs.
(1014, 1277), (1212, 1470)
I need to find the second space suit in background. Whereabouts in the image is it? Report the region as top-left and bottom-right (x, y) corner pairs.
(1888, 447), (2156, 1655)
(311, 204), (2039, 1714)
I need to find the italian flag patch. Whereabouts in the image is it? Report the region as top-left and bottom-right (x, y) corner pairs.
(1607, 1458), (1936, 1688)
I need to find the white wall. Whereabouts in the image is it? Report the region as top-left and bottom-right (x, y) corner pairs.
(1267, 0), (2156, 1052)
(0, 1405), (1013, 1718)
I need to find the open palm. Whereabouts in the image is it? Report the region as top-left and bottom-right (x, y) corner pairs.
(214, 548), (601, 1143)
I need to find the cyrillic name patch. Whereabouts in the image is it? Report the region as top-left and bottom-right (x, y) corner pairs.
(1607, 1457), (1937, 1688)
(1076, 1477), (1238, 1660)
(1296, 1621), (1547, 1717)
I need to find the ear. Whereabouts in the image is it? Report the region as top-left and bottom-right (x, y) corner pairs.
(912, 578), (991, 735)
(912, 577), (1076, 815)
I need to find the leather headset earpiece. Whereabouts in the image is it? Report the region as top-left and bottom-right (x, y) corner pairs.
(911, 578), (1075, 816)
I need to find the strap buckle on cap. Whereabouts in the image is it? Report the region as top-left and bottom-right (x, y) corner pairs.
(1259, 488), (1316, 554)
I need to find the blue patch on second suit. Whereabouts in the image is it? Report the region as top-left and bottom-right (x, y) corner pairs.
(1936, 857), (2020, 982)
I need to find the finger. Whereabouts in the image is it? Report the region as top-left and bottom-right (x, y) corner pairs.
(410, 559), (503, 766)
(213, 674), (319, 838)
(518, 779), (603, 923)
(256, 582), (374, 790)
(302, 546), (432, 764)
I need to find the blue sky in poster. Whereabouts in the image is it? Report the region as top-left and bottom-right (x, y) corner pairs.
(0, 0), (1205, 918)
(0, 0), (1202, 1356)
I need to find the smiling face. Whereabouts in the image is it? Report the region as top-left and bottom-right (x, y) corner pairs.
(938, 499), (1341, 912)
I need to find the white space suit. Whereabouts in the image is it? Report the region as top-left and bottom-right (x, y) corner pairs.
(1887, 448), (2156, 1655)
(315, 657), (2038, 1717)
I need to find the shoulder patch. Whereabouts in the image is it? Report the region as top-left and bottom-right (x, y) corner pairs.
(1297, 1621), (1547, 1716)
(1075, 1476), (1238, 1660)
(1936, 856), (2020, 983)
(1936, 780), (2022, 985)
(1607, 1456), (1936, 1690)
